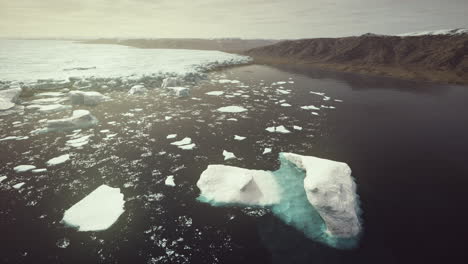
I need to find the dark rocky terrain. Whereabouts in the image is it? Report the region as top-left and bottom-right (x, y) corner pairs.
(246, 34), (468, 85)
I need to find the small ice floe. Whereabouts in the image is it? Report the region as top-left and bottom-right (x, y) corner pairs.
(25, 104), (71, 113)
(38, 110), (98, 133)
(223, 150), (236, 160)
(227, 118), (238, 121)
(0, 88), (22, 111)
(165, 176), (176, 187)
(293, 126), (303, 131)
(128, 84), (147, 95)
(321, 105), (336, 109)
(262, 148), (272, 155)
(217, 106), (247, 113)
(171, 137), (195, 150)
(32, 168), (47, 174)
(46, 154), (70, 166)
(69, 91), (109, 105)
(56, 238), (70, 249)
(66, 135), (91, 148)
(100, 130), (110, 133)
(280, 103), (291, 107)
(165, 116), (172, 121)
(161, 77), (181, 89)
(197, 165), (280, 205)
(272, 81), (287, 85)
(310, 91), (325, 96)
(276, 89), (290, 95)
(13, 182), (26, 189)
(218, 79), (240, 84)
(301, 105), (320, 110)
(166, 134), (177, 139)
(323, 96), (331, 101)
(29, 97), (65, 105)
(265, 125), (291, 134)
(0, 136), (29, 142)
(61, 185), (125, 232)
(168, 87), (190, 97)
(234, 135), (246, 141)
(14, 165), (36, 173)
(335, 99), (343, 102)
(205, 91), (224, 96)
(0, 175), (7, 183)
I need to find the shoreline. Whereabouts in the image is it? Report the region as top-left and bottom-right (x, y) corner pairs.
(246, 56), (468, 86)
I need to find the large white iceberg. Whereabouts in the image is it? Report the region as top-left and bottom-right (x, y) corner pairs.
(62, 184), (125, 232)
(0, 88), (22, 111)
(282, 153), (361, 238)
(69, 91), (109, 105)
(41, 110), (98, 133)
(197, 165), (280, 206)
(196, 153), (362, 249)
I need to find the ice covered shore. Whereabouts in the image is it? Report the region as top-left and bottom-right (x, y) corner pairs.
(196, 153), (362, 248)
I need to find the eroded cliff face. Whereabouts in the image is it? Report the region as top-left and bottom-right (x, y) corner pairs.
(246, 34), (468, 85)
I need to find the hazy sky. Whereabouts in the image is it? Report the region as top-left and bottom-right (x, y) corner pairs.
(1, 0), (467, 39)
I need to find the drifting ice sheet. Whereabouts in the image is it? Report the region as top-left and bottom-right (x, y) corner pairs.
(62, 184), (125, 232)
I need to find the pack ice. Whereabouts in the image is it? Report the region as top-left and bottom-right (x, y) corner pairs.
(196, 153), (362, 249)
(62, 185), (125, 231)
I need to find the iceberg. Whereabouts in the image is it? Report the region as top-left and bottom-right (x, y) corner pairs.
(62, 184), (125, 232)
(234, 135), (246, 141)
(13, 182), (26, 189)
(128, 84), (147, 95)
(14, 165), (36, 173)
(46, 154), (70, 166)
(40, 110), (98, 133)
(222, 150), (236, 160)
(265, 125), (291, 134)
(196, 153), (362, 249)
(0, 175), (7, 183)
(0, 88), (22, 111)
(69, 91), (109, 105)
(168, 87), (190, 97)
(197, 165), (280, 206)
(165, 176), (176, 187)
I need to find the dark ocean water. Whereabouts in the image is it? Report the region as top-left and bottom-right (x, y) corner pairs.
(1, 64), (467, 263)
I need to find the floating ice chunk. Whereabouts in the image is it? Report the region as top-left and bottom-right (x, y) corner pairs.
(293, 125), (303, 131)
(166, 134), (177, 139)
(0, 88), (22, 111)
(69, 91), (109, 105)
(14, 165), (36, 173)
(66, 135), (91, 147)
(262, 148), (272, 154)
(165, 176), (176, 187)
(0, 175), (7, 183)
(218, 79), (240, 84)
(310, 91), (325, 96)
(205, 91), (224, 96)
(61, 185), (125, 232)
(161, 77), (181, 89)
(197, 165), (280, 206)
(100, 130), (110, 133)
(234, 135), (246, 141)
(311, 112), (319, 116)
(301, 105), (320, 110)
(56, 238), (70, 249)
(128, 84), (147, 95)
(227, 118), (238, 121)
(41, 110), (98, 133)
(272, 81), (287, 85)
(29, 97), (65, 105)
(217, 106), (247, 113)
(13, 182), (25, 189)
(223, 150), (236, 160)
(265, 125), (291, 134)
(321, 105), (336, 109)
(179, 143), (196, 150)
(26, 104), (71, 113)
(282, 153), (361, 238)
(165, 116), (172, 121)
(334, 99), (343, 102)
(46, 154), (70, 166)
(171, 137), (191, 146)
(168, 87), (190, 97)
(32, 168), (47, 174)
(280, 103), (291, 107)
(0, 136), (29, 142)
(36, 92), (64, 97)
(276, 89), (290, 95)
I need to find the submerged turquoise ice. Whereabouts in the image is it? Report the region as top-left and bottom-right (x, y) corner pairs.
(197, 154), (362, 250)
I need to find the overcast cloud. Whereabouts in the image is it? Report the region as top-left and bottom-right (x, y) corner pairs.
(1, 0), (467, 39)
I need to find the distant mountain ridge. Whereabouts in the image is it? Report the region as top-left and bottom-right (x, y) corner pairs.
(246, 30), (468, 85)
